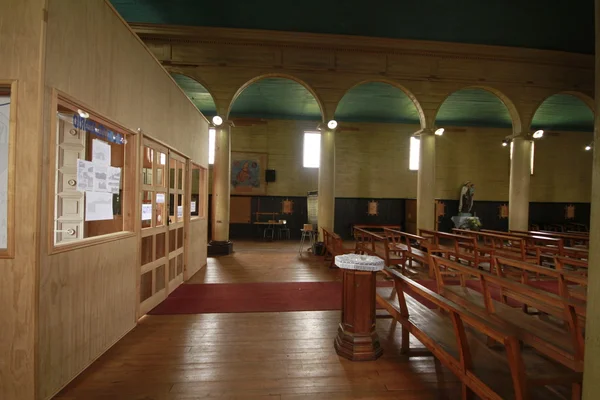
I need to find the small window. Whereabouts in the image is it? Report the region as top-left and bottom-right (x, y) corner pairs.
(53, 99), (134, 246)
(409, 136), (420, 171)
(303, 132), (321, 168)
(0, 85), (12, 254)
(509, 141), (535, 175)
(191, 163), (207, 219)
(208, 128), (215, 165)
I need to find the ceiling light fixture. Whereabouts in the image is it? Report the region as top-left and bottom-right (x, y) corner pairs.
(77, 109), (89, 119)
(434, 128), (444, 136)
(212, 116), (223, 126)
(532, 130), (544, 139)
(327, 120), (338, 130)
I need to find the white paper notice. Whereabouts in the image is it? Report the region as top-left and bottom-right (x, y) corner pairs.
(92, 139), (111, 166)
(85, 192), (113, 221)
(107, 166), (121, 194)
(156, 193), (165, 204)
(93, 165), (109, 192)
(77, 159), (95, 192)
(141, 203), (152, 221)
(190, 201), (196, 213)
(177, 205), (183, 218)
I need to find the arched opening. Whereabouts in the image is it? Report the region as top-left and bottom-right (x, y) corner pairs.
(433, 87), (520, 232)
(531, 93), (594, 132)
(228, 77), (323, 121)
(170, 73), (217, 118)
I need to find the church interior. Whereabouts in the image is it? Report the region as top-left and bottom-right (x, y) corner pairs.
(1, 0), (600, 399)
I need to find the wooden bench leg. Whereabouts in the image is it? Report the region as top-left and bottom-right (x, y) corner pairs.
(572, 382), (582, 400)
(401, 325), (410, 354)
(462, 383), (474, 400)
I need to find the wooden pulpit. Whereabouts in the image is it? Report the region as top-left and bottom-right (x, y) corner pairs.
(334, 254), (384, 361)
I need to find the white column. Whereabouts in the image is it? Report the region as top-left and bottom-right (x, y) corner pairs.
(318, 127), (335, 238)
(508, 137), (531, 231)
(417, 129), (435, 231)
(582, 0), (600, 396)
(211, 124), (231, 243)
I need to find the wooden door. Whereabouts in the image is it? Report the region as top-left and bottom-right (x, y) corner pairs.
(54, 113), (85, 244)
(167, 151), (186, 294)
(139, 139), (170, 315)
(405, 199), (417, 234)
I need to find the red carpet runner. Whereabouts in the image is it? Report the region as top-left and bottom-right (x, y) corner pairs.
(148, 279), (554, 315)
(149, 281), (391, 315)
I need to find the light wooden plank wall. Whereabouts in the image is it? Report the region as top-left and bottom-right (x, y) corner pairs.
(209, 119), (592, 203)
(0, 1), (47, 399)
(34, 1), (210, 399)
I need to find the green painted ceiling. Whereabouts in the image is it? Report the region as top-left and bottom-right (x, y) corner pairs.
(335, 82), (420, 124)
(531, 94), (594, 132)
(436, 89), (513, 129)
(111, 0), (594, 54)
(229, 78), (322, 120)
(172, 73), (217, 117)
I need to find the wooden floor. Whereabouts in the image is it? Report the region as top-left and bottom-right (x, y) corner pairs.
(53, 240), (556, 399)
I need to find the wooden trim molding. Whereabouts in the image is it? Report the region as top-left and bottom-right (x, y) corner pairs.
(0, 80), (18, 259)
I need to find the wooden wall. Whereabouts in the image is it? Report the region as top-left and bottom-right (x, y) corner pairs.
(0, 1), (46, 399)
(209, 119), (592, 203)
(35, 1), (210, 399)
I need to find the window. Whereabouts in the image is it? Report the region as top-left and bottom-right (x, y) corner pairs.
(509, 141), (535, 175)
(191, 163), (207, 219)
(0, 85), (12, 254)
(409, 136), (420, 171)
(303, 132), (321, 168)
(53, 99), (134, 246)
(208, 128), (215, 164)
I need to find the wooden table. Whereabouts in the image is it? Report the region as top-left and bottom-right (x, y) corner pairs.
(333, 254), (384, 361)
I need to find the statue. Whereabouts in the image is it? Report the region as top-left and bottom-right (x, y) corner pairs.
(458, 181), (475, 214)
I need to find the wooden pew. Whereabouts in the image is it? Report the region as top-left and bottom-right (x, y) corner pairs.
(494, 256), (588, 310)
(511, 229), (589, 249)
(453, 229), (538, 264)
(384, 228), (440, 276)
(377, 268), (580, 399)
(353, 227), (404, 268)
(555, 256), (589, 275)
(431, 255), (586, 379)
(419, 229), (492, 269)
(322, 228), (354, 267)
(505, 229), (588, 262)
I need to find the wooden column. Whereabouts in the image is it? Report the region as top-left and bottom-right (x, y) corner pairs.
(417, 129), (436, 231)
(209, 123), (233, 255)
(508, 137), (531, 231)
(334, 266), (383, 361)
(582, 1), (600, 396)
(318, 127), (335, 238)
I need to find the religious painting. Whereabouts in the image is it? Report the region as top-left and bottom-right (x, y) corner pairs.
(498, 204), (509, 219)
(367, 200), (378, 216)
(565, 204), (575, 220)
(435, 200), (446, 220)
(230, 152), (267, 195)
(282, 199), (294, 214)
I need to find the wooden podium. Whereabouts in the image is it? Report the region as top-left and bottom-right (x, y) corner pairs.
(334, 254), (384, 361)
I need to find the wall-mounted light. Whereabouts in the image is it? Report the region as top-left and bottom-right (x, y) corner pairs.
(434, 128), (444, 136)
(585, 142), (593, 151)
(532, 130), (544, 139)
(327, 120), (338, 130)
(77, 109), (89, 119)
(502, 139), (510, 147)
(212, 116), (223, 126)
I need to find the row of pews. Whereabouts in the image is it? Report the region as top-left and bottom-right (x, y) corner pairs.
(351, 225), (589, 399)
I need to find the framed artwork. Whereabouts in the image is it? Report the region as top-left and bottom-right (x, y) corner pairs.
(367, 200), (378, 216)
(498, 204), (509, 219)
(282, 199), (294, 214)
(231, 151), (267, 195)
(565, 204), (575, 220)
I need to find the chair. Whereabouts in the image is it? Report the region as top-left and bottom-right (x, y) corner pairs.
(278, 220), (290, 240)
(264, 220), (276, 240)
(299, 224), (315, 254)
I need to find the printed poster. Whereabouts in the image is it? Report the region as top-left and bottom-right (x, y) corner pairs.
(85, 192), (113, 221)
(141, 204), (152, 221)
(92, 139), (111, 166)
